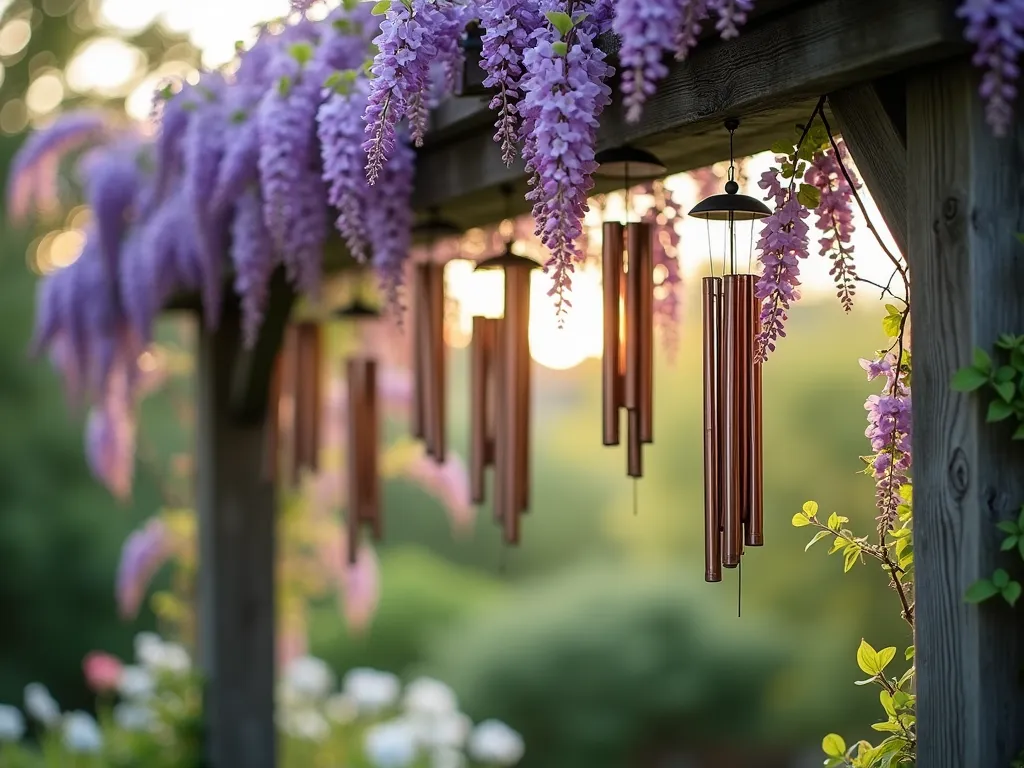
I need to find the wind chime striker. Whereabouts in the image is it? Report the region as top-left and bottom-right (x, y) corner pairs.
(688, 119), (772, 583)
(410, 211), (460, 465)
(470, 214), (539, 546)
(336, 285), (385, 565)
(594, 146), (666, 480)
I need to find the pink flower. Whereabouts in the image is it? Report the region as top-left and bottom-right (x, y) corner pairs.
(115, 518), (170, 619)
(400, 453), (474, 535)
(83, 652), (123, 693)
(341, 544), (380, 634)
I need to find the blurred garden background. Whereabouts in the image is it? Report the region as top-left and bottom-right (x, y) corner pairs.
(0, 1), (909, 766)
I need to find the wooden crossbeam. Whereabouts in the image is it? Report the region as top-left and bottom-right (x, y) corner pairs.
(412, 0), (965, 230)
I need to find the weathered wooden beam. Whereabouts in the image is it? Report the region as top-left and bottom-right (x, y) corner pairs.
(413, 0), (965, 230)
(229, 268), (295, 425)
(907, 58), (1024, 767)
(829, 81), (909, 256)
(196, 297), (277, 768)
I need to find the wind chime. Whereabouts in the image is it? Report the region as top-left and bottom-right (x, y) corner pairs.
(688, 119), (771, 583)
(593, 146), (666, 481)
(469, 211), (538, 546)
(410, 211), (459, 464)
(336, 287), (384, 565)
(264, 320), (323, 489)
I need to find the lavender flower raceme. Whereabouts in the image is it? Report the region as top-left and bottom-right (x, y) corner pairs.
(115, 518), (170, 619)
(319, 81), (373, 263)
(231, 189), (280, 348)
(6, 111), (113, 224)
(707, 0), (754, 39)
(675, 0), (710, 59)
(754, 161), (810, 360)
(958, 0), (1024, 136)
(613, 0), (683, 123)
(806, 141), (859, 312)
(86, 372), (137, 502)
(212, 86), (264, 214)
(480, 0), (543, 165)
(363, 0), (459, 182)
(79, 143), (143, 281)
(520, 6), (613, 315)
(861, 349), (912, 532)
(366, 133), (416, 310)
(641, 181), (684, 359)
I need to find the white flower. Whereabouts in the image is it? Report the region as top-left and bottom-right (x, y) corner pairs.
(113, 703), (152, 732)
(402, 678), (458, 718)
(134, 632), (164, 667)
(468, 720), (525, 766)
(23, 684), (60, 727)
(325, 693), (357, 725)
(283, 656), (335, 700)
(410, 711), (471, 750)
(118, 665), (155, 700)
(343, 668), (400, 714)
(153, 642), (191, 674)
(0, 704), (25, 742)
(365, 719), (418, 768)
(431, 746), (466, 768)
(280, 708), (330, 742)
(63, 711), (103, 754)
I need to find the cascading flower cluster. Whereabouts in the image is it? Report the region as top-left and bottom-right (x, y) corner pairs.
(805, 140), (859, 312)
(957, 0), (1024, 136)
(11, 3), (415, 498)
(754, 160), (810, 360)
(613, 0), (755, 123)
(519, 3), (614, 316)
(861, 348), (912, 532)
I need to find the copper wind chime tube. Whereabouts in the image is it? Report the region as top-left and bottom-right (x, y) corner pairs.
(595, 146), (666, 481)
(470, 246), (538, 545)
(338, 296), (384, 565)
(412, 262), (447, 463)
(690, 118), (770, 583)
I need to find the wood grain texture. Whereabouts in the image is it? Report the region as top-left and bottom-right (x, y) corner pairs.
(412, 0), (964, 229)
(829, 82), (909, 255)
(196, 297), (277, 768)
(907, 58), (1024, 768)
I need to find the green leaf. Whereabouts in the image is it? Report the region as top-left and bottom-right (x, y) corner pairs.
(827, 512), (842, 531)
(1019, 538), (1024, 560)
(803, 500), (819, 517)
(993, 568), (1011, 588)
(1014, 422), (1024, 440)
(371, 0), (390, 12)
(1002, 581), (1022, 607)
(997, 520), (1021, 535)
(857, 639), (880, 676)
(905, 646), (915, 661)
(791, 512), (811, 527)
(876, 646), (897, 672)
(289, 42), (314, 65)
(882, 312), (902, 338)
(879, 690), (896, 717)
(551, 40), (568, 56)
(829, 537), (846, 555)
(964, 578), (1000, 603)
(797, 183), (821, 209)
(872, 721), (902, 733)
(951, 366), (989, 392)
(770, 139), (794, 155)
(571, 11), (590, 25)
(987, 399), (1014, 423)
(1016, 233), (1024, 246)
(1001, 535), (1020, 552)
(994, 364), (1016, 383)
(822, 734), (846, 758)
(844, 548), (859, 572)
(994, 380), (1016, 403)
(277, 75), (292, 96)
(806, 530), (831, 551)
(545, 10), (573, 36)
(974, 347), (993, 373)
(899, 484), (913, 502)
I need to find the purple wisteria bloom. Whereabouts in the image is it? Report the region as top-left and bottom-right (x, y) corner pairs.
(958, 0), (1024, 135)
(861, 351), (912, 531)
(614, 0), (683, 123)
(805, 140), (859, 312)
(115, 517), (170, 619)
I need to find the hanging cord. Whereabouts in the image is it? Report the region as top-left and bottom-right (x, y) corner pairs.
(728, 125), (737, 276)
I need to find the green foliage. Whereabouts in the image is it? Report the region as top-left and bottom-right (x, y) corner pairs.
(371, 0), (391, 15)
(951, 336), (1024, 440)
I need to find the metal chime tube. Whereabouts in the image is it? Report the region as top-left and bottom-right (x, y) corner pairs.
(602, 222), (624, 446)
(428, 262), (447, 463)
(293, 322), (322, 474)
(515, 270), (532, 515)
(491, 316), (509, 527)
(736, 275), (754, 548)
(346, 357), (382, 563)
(629, 222), (655, 445)
(721, 276), (743, 567)
(470, 316), (495, 504)
(702, 277), (723, 582)
(500, 266), (531, 544)
(747, 292), (765, 547)
(624, 223), (653, 478)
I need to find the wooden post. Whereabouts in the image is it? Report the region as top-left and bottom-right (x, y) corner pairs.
(907, 58), (1024, 767)
(195, 297), (277, 768)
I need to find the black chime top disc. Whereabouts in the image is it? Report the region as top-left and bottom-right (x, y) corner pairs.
(475, 246), (541, 272)
(593, 146), (667, 180)
(335, 298), (382, 319)
(689, 193), (772, 221)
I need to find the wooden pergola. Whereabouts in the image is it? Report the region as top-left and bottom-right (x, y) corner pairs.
(194, 0), (1024, 765)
